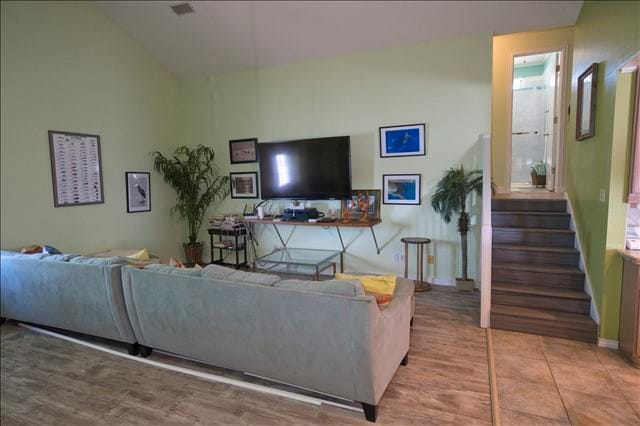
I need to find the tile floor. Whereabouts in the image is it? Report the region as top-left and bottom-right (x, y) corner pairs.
(492, 329), (640, 425)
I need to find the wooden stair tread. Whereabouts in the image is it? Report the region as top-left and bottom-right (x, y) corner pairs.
(492, 282), (590, 300)
(493, 262), (584, 275)
(493, 227), (574, 234)
(491, 304), (596, 327)
(492, 211), (570, 216)
(493, 243), (578, 254)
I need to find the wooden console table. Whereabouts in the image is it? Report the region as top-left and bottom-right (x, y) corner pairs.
(243, 218), (383, 254)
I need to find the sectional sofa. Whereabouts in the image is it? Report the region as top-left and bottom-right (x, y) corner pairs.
(0, 253), (414, 422)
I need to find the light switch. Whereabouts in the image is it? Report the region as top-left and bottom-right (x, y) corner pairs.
(599, 189), (606, 203)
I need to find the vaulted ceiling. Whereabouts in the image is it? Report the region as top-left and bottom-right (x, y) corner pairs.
(96, 1), (583, 78)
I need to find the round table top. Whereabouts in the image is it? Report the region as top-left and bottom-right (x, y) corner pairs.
(401, 237), (431, 245)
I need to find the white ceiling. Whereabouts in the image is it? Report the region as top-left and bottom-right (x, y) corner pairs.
(95, 1), (583, 78)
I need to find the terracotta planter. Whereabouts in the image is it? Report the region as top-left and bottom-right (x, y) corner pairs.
(183, 242), (204, 265)
(531, 172), (546, 188)
(455, 278), (475, 292)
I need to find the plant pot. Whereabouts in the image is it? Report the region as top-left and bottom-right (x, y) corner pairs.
(183, 242), (204, 265)
(531, 172), (546, 188)
(455, 278), (475, 292)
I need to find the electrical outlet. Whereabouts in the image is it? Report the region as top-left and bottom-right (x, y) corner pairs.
(599, 189), (606, 203)
(428, 255), (435, 264)
(392, 252), (405, 264)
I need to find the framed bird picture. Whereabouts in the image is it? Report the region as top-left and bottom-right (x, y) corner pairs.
(125, 172), (151, 213)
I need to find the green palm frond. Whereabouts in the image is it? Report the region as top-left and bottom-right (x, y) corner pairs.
(152, 145), (229, 244)
(430, 166), (483, 223)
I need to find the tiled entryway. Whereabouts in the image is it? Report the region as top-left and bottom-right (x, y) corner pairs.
(492, 329), (640, 425)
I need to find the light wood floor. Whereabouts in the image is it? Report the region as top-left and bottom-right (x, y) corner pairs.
(0, 286), (493, 425)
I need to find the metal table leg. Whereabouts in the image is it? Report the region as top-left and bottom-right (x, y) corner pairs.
(369, 226), (381, 254)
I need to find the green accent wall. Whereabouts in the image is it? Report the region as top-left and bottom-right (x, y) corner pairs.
(514, 64), (545, 79)
(0, 1), (183, 259)
(564, 0), (640, 340)
(177, 34), (493, 281)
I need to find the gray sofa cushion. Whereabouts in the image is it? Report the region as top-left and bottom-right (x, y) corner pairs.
(41, 254), (79, 262)
(1, 253), (50, 260)
(70, 256), (128, 265)
(144, 264), (203, 277)
(202, 264), (237, 280)
(274, 279), (365, 297)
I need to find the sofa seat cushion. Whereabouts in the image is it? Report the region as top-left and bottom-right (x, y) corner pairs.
(143, 264), (202, 277)
(202, 264), (237, 280)
(41, 254), (79, 262)
(202, 264), (280, 286)
(273, 278), (365, 297)
(1, 253), (50, 260)
(70, 256), (128, 266)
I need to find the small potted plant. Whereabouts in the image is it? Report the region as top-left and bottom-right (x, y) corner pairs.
(431, 166), (483, 291)
(530, 162), (547, 188)
(152, 145), (229, 265)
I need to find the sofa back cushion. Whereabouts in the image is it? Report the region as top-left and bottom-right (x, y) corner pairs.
(144, 264), (203, 277)
(202, 264), (280, 286)
(70, 256), (128, 266)
(273, 279), (365, 297)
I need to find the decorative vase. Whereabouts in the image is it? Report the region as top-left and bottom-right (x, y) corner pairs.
(455, 278), (475, 292)
(183, 242), (204, 265)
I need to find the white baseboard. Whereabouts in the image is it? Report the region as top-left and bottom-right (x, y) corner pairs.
(598, 338), (619, 349)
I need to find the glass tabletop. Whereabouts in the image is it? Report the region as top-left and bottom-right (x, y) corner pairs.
(254, 248), (341, 266)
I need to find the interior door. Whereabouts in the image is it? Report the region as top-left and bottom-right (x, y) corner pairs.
(545, 53), (561, 191)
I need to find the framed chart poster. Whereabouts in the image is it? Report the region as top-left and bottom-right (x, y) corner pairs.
(48, 130), (104, 207)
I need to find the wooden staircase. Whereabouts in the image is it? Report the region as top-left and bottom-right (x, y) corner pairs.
(490, 197), (598, 343)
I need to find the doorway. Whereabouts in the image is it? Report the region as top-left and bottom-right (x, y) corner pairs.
(510, 50), (564, 193)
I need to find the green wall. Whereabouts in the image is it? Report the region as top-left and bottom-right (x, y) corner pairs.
(178, 34), (492, 281)
(0, 1), (183, 259)
(564, 0), (640, 340)
(514, 64), (545, 79)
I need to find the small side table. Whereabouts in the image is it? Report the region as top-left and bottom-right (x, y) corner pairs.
(401, 237), (432, 292)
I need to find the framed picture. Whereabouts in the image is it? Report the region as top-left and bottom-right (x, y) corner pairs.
(229, 138), (258, 164)
(230, 172), (259, 198)
(576, 63), (598, 141)
(48, 130), (104, 207)
(379, 123), (426, 158)
(341, 190), (382, 220)
(383, 174), (421, 205)
(125, 172), (151, 213)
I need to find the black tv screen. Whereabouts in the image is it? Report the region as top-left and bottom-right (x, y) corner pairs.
(258, 136), (351, 200)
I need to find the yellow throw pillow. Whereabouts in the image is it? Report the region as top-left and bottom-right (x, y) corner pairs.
(128, 248), (150, 261)
(336, 274), (396, 295)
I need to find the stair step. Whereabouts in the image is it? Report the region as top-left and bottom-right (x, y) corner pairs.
(492, 244), (579, 266)
(492, 282), (590, 314)
(491, 304), (597, 343)
(492, 198), (567, 212)
(493, 227), (575, 247)
(492, 262), (584, 289)
(492, 211), (571, 229)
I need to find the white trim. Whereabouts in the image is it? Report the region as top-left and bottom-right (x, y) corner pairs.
(18, 323), (362, 413)
(505, 45), (569, 194)
(480, 133), (492, 328)
(618, 50), (640, 73)
(429, 277), (456, 286)
(564, 193), (600, 325)
(597, 338), (619, 349)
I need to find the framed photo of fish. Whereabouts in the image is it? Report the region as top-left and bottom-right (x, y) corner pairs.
(379, 123), (426, 158)
(126, 172), (151, 213)
(383, 174), (421, 205)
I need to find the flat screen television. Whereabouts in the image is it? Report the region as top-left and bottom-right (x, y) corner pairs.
(258, 136), (351, 200)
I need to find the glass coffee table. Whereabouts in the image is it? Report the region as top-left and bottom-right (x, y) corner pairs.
(252, 248), (343, 281)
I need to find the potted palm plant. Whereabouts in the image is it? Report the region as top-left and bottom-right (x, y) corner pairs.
(152, 145), (229, 265)
(431, 166), (483, 291)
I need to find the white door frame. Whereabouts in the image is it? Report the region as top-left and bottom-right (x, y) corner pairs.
(505, 45), (569, 193)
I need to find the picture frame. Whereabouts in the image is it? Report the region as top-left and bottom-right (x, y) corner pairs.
(383, 174), (421, 205)
(576, 63), (598, 141)
(125, 172), (151, 213)
(48, 130), (104, 207)
(229, 138), (258, 164)
(379, 123), (426, 158)
(230, 172), (259, 198)
(341, 189), (382, 220)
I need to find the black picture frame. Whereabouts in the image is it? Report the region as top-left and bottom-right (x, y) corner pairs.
(230, 172), (259, 198)
(379, 123), (426, 158)
(576, 63), (598, 141)
(229, 138), (258, 164)
(125, 171), (151, 213)
(48, 130), (104, 207)
(382, 174), (421, 205)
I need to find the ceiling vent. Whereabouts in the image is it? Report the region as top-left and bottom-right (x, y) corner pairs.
(170, 3), (194, 16)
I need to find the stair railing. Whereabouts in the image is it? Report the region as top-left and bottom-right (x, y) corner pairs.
(480, 133), (492, 328)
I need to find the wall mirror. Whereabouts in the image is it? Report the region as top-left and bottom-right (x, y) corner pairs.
(576, 63), (598, 140)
